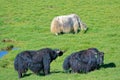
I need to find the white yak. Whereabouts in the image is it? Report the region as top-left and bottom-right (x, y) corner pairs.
(50, 14), (87, 35)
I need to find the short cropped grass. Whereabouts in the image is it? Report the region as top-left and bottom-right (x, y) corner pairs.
(0, 0), (120, 80)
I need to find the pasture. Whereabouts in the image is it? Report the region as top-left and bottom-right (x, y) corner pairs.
(0, 0), (120, 80)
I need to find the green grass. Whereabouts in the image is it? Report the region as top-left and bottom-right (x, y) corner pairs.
(0, 0), (120, 80)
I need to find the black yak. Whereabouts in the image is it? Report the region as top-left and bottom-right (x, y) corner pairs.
(63, 48), (104, 73)
(14, 48), (64, 78)
(51, 14), (87, 35)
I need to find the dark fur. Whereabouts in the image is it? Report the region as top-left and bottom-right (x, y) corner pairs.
(63, 48), (104, 73)
(14, 48), (63, 78)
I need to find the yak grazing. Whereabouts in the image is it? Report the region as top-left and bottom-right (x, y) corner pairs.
(63, 48), (104, 73)
(14, 48), (64, 78)
(50, 14), (87, 35)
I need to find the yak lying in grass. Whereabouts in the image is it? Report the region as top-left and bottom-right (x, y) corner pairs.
(14, 48), (64, 78)
(63, 48), (104, 73)
(50, 14), (87, 35)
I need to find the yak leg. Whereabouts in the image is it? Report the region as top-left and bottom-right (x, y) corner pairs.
(43, 56), (51, 75)
(73, 25), (79, 34)
(18, 71), (22, 78)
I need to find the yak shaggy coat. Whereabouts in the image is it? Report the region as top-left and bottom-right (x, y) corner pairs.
(50, 14), (87, 35)
(63, 48), (104, 73)
(14, 48), (64, 78)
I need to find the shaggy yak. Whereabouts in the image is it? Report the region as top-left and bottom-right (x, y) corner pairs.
(50, 14), (87, 35)
(63, 48), (104, 73)
(14, 48), (64, 78)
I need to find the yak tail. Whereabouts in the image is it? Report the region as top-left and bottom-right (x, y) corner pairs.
(63, 56), (70, 72)
(50, 17), (61, 34)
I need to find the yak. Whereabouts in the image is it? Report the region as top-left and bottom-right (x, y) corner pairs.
(50, 14), (87, 35)
(63, 48), (104, 73)
(14, 48), (64, 78)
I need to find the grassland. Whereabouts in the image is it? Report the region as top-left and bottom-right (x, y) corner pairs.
(0, 0), (120, 80)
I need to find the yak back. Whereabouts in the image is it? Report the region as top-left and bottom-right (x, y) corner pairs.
(32, 48), (58, 63)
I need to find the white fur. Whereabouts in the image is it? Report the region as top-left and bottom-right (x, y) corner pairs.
(51, 14), (87, 35)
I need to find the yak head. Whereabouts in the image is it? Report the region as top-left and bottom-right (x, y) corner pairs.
(97, 52), (104, 66)
(80, 22), (88, 32)
(87, 48), (104, 66)
(54, 49), (65, 56)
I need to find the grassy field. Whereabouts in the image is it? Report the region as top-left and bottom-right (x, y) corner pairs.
(0, 0), (120, 80)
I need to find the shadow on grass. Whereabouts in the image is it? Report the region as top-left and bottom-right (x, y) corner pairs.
(22, 73), (33, 78)
(22, 72), (45, 78)
(75, 28), (89, 34)
(21, 71), (64, 78)
(21, 62), (116, 78)
(101, 62), (116, 68)
(50, 71), (64, 74)
(52, 27), (89, 36)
